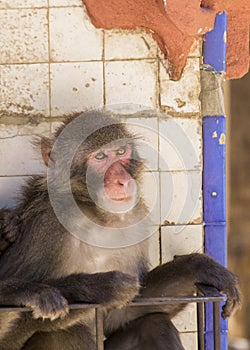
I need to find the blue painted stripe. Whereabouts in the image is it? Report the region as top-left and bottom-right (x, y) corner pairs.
(204, 224), (227, 267)
(204, 224), (228, 349)
(204, 332), (228, 350)
(203, 116), (226, 224)
(203, 12), (228, 73)
(202, 11), (228, 350)
(203, 116), (227, 349)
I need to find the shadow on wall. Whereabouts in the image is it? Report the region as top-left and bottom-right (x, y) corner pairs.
(228, 71), (250, 348)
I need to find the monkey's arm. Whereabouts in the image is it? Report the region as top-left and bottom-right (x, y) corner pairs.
(48, 271), (139, 307)
(140, 253), (241, 319)
(0, 271), (139, 320)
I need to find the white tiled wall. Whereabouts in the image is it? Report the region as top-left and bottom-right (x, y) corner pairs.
(105, 31), (157, 60)
(0, 1), (202, 348)
(49, 7), (103, 62)
(160, 58), (201, 113)
(0, 64), (50, 115)
(105, 60), (158, 108)
(50, 62), (103, 115)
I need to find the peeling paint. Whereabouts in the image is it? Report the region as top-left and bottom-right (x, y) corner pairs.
(219, 133), (226, 144)
(203, 1), (250, 79)
(192, 217), (202, 224)
(223, 30), (227, 43)
(82, 0), (212, 80)
(175, 98), (186, 108)
(212, 131), (217, 138)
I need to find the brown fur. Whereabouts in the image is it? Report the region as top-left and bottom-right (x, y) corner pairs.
(0, 111), (240, 350)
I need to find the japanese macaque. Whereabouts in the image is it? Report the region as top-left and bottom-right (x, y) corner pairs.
(0, 111), (240, 350)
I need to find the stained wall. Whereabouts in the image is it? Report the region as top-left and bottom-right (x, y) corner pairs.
(0, 1), (203, 346)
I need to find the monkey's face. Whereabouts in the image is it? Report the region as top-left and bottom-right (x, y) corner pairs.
(86, 143), (139, 214)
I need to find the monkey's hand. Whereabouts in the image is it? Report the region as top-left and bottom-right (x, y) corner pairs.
(49, 271), (140, 309)
(177, 253), (241, 319)
(0, 278), (69, 321)
(141, 253), (241, 320)
(24, 284), (69, 321)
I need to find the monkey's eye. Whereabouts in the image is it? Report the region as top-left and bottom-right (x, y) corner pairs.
(116, 146), (126, 156)
(94, 152), (106, 160)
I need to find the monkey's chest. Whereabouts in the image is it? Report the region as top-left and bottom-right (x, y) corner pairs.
(60, 236), (149, 278)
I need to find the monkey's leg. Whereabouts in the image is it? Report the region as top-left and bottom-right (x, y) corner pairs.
(22, 324), (94, 350)
(105, 313), (184, 350)
(141, 253), (241, 319)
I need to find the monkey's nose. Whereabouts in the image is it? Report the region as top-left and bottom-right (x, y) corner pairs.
(117, 176), (130, 186)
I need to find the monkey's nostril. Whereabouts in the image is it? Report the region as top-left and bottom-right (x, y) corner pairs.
(118, 178), (129, 186)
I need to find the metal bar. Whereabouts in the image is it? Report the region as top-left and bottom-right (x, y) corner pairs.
(131, 296), (225, 305)
(213, 302), (221, 350)
(197, 302), (204, 350)
(0, 293), (225, 349)
(0, 303), (99, 313)
(0, 295), (226, 314)
(95, 307), (104, 350)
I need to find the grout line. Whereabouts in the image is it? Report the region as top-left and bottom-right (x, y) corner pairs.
(157, 51), (162, 112)
(159, 226), (163, 265)
(161, 222), (204, 227)
(102, 30), (106, 106)
(0, 174), (44, 178)
(0, 5), (83, 10)
(47, 4), (52, 124)
(0, 58), (160, 66)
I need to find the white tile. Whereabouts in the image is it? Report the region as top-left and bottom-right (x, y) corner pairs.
(125, 115), (158, 171)
(17, 121), (50, 136)
(141, 171), (160, 226)
(0, 120), (50, 137)
(159, 117), (201, 171)
(173, 304), (197, 332)
(161, 225), (203, 263)
(0, 0), (47, 8)
(160, 58), (201, 113)
(0, 124), (19, 138)
(105, 31), (157, 60)
(0, 176), (29, 208)
(0, 136), (46, 176)
(105, 60), (157, 109)
(50, 62), (103, 116)
(146, 230), (160, 269)
(180, 332), (198, 349)
(49, 7), (103, 62)
(0, 9), (48, 64)
(160, 171), (202, 225)
(0, 64), (50, 116)
(104, 104), (154, 115)
(49, 0), (82, 6)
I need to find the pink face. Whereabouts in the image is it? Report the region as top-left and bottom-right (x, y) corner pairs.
(87, 144), (138, 213)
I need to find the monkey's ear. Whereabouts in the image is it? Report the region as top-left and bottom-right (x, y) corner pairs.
(41, 137), (55, 167)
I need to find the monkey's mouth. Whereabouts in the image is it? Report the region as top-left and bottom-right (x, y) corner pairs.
(110, 196), (132, 202)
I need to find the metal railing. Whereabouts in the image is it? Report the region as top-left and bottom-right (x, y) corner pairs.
(0, 285), (226, 350)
